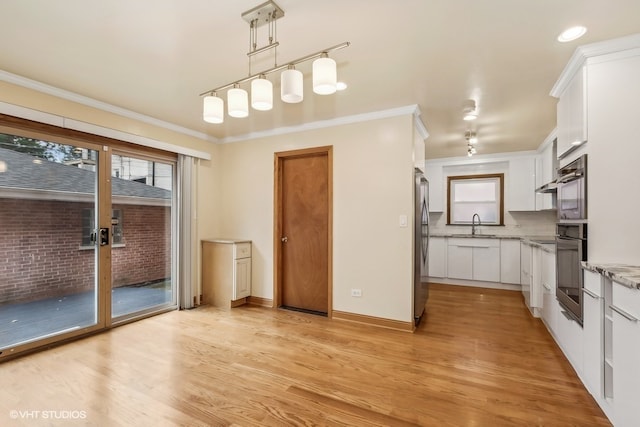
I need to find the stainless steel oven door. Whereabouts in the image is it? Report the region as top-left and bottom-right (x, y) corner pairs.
(556, 235), (584, 324)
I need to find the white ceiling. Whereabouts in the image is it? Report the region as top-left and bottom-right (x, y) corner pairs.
(1, 0), (639, 158)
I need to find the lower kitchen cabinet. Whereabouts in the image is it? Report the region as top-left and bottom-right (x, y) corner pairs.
(428, 237), (447, 278)
(500, 239), (521, 284)
(447, 238), (499, 282)
(611, 280), (640, 427)
(556, 304), (584, 373)
(582, 269), (604, 399)
(541, 250), (557, 333)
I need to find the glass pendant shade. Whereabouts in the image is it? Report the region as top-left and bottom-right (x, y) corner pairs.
(281, 67), (303, 103)
(203, 95), (224, 124)
(313, 56), (337, 95)
(228, 86), (249, 118)
(251, 77), (273, 111)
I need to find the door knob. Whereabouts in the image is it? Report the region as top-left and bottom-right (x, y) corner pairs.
(281, 236), (288, 243)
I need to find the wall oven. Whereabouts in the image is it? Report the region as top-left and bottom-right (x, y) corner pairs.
(556, 223), (587, 325)
(557, 154), (587, 220)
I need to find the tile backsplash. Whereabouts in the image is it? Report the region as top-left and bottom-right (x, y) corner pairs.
(429, 210), (557, 237)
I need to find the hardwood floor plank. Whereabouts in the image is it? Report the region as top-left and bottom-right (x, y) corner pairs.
(0, 283), (610, 426)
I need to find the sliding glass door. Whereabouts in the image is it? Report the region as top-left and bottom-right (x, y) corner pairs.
(110, 151), (176, 320)
(0, 134), (102, 350)
(0, 126), (178, 358)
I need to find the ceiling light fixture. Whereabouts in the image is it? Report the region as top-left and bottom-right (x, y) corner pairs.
(465, 130), (478, 145)
(463, 99), (478, 121)
(557, 26), (587, 42)
(199, 1), (350, 123)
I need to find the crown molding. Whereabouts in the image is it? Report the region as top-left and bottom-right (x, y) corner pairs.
(0, 69), (217, 144)
(550, 33), (640, 98)
(220, 105), (426, 144)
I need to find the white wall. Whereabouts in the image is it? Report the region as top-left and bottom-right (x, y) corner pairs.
(217, 115), (416, 322)
(588, 52), (640, 263)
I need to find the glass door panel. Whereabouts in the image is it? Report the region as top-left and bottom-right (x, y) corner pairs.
(110, 153), (175, 319)
(0, 133), (100, 350)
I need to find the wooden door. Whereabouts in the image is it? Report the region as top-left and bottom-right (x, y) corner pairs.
(274, 146), (332, 316)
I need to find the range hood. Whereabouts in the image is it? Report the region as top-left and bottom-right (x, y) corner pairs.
(535, 180), (557, 193)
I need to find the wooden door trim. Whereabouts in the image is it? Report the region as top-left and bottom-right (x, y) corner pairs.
(273, 146), (333, 317)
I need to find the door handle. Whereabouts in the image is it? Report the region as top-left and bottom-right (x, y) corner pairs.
(99, 228), (109, 246)
(281, 236), (288, 243)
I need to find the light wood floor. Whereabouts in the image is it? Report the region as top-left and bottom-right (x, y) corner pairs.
(0, 283), (610, 426)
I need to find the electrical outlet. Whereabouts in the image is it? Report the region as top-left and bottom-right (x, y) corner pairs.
(351, 288), (362, 297)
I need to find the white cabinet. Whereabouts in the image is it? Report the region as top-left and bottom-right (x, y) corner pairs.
(611, 281), (640, 427)
(428, 237), (447, 277)
(556, 67), (587, 158)
(520, 242), (532, 305)
(201, 239), (252, 308)
(556, 305), (584, 372)
(447, 238), (500, 282)
(425, 163), (443, 212)
(541, 250), (557, 332)
(508, 156), (536, 211)
(500, 239), (521, 284)
(535, 139), (557, 211)
(582, 269), (604, 398)
(447, 243), (473, 280)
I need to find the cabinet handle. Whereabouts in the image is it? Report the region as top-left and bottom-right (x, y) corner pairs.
(560, 310), (580, 323)
(610, 305), (639, 322)
(582, 288), (601, 300)
(281, 236), (288, 243)
(456, 245), (490, 249)
(542, 283), (551, 291)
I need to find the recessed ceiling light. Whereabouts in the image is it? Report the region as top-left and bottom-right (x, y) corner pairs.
(557, 26), (587, 43)
(336, 81), (348, 91)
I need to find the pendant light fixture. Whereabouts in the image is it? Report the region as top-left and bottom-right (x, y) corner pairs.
(251, 75), (273, 110)
(199, 1), (349, 123)
(228, 84), (249, 118)
(203, 93), (224, 124)
(281, 65), (303, 103)
(313, 53), (337, 95)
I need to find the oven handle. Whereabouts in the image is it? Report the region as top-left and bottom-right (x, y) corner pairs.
(557, 171), (584, 184)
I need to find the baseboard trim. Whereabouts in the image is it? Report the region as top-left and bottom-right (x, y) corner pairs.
(246, 296), (274, 308)
(332, 310), (415, 333)
(427, 277), (521, 292)
(230, 298), (247, 308)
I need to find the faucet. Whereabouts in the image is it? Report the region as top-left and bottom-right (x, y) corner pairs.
(471, 213), (481, 235)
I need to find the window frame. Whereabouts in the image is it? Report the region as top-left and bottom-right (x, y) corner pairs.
(446, 173), (505, 226)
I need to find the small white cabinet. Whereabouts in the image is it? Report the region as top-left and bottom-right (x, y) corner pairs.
(541, 250), (557, 332)
(500, 239), (521, 284)
(428, 237), (447, 278)
(535, 138), (557, 211)
(201, 239), (252, 308)
(447, 238), (500, 282)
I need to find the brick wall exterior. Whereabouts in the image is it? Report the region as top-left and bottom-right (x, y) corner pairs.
(0, 198), (171, 305)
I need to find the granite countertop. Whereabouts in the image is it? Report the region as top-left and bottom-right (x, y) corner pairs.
(582, 262), (640, 290)
(202, 238), (251, 244)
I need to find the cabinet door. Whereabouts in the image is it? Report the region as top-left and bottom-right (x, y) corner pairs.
(541, 251), (557, 329)
(233, 257), (251, 300)
(520, 243), (532, 292)
(557, 68), (587, 158)
(500, 239), (521, 284)
(424, 163), (443, 212)
(612, 282), (640, 427)
(508, 157), (536, 211)
(473, 246), (500, 282)
(447, 245), (473, 280)
(556, 308), (584, 373)
(582, 270), (603, 397)
(428, 237), (447, 277)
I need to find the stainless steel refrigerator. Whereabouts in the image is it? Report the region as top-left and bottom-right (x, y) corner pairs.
(414, 168), (429, 326)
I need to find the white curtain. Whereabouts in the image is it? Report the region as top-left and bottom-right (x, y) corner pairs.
(177, 155), (197, 309)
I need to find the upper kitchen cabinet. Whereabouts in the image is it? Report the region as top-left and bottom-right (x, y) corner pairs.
(535, 132), (557, 211)
(555, 67), (587, 159)
(507, 156), (536, 211)
(424, 163), (444, 212)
